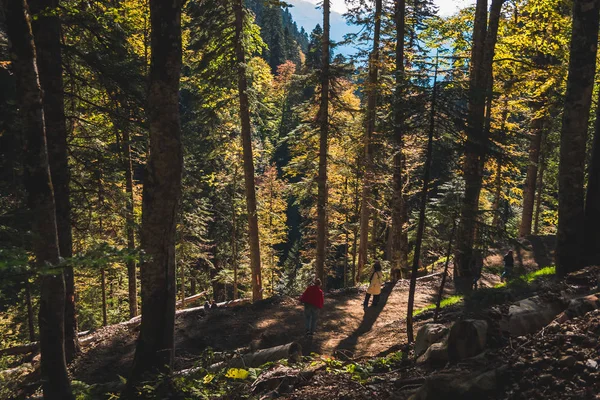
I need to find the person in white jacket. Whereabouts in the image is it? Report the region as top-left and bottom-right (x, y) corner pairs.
(364, 261), (383, 308)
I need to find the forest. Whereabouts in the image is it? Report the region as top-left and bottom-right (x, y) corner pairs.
(0, 0), (600, 398)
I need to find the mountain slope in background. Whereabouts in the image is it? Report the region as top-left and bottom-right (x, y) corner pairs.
(285, 0), (358, 57)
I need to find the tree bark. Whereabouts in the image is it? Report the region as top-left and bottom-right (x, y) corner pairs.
(234, 0), (262, 301)
(557, 0), (600, 276)
(584, 88), (600, 265)
(29, 0), (80, 362)
(315, 0), (330, 288)
(356, 0), (382, 282)
(4, 0), (73, 397)
(454, 0), (503, 293)
(519, 110), (544, 237)
(123, 0), (183, 392)
(407, 53), (438, 343)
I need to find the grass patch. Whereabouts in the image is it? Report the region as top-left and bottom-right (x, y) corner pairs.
(413, 266), (557, 316)
(523, 266), (556, 283)
(413, 294), (463, 316)
(467, 265), (557, 309)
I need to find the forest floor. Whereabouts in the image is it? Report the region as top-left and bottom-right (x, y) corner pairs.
(4, 235), (562, 398)
(68, 272), (501, 387)
(69, 235), (557, 388)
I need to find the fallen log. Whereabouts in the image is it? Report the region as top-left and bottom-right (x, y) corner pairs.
(176, 290), (209, 308)
(212, 342), (302, 370)
(123, 298), (252, 324)
(0, 363), (33, 379)
(1, 329), (94, 358)
(0, 343), (38, 357)
(416, 271), (444, 282)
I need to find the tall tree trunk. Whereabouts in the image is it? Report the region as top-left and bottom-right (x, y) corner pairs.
(533, 144), (546, 235)
(492, 100), (509, 230)
(351, 161), (360, 285)
(371, 188), (379, 261)
(4, 1), (73, 397)
(180, 259), (185, 308)
(557, 0), (600, 276)
(434, 218), (457, 322)
(101, 268), (108, 326)
(315, 0), (330, 288)
(391, 0), (407, 282)
(390, 0), (408, 282)
(357, 0), (382, 282)
(344, 177), (349, 288)
(25, 278), (35, 342)
(122, 127), (138, 318)
(29, 0), (79, 362)
(584, 87), (600, 265)
(232, 171), (239, 300)
(407, 53), (438, 343)
(234, 0), (262, 301)
(454, 0), (503, 293)
(124, 0), (183, 391)
(519, 110), (544, 237)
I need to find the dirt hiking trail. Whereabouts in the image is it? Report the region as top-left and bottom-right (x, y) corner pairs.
(70, 273), (500, 385)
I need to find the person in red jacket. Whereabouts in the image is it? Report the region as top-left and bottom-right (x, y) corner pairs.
(299, 278), (324, 336)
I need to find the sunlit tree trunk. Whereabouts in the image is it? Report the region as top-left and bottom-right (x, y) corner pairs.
(5, 0), (73, 397)
(315, 0), (330, 288)
(519, 109), (544, 237)
(234, 0), (262, 301)
(584, 86), (600, 265)
(29, 0), (80, 362)
(557, 0), (599, 276)
(357, 0), (382, 282)
(124, 0), (183, 392)
(455, 0), (503, 293)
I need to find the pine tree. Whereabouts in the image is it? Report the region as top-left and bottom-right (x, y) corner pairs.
(315, 0), (330, 287)
(357, 0), (383, 282)
(124, 0), (184, 391)
(4, 0), (74, 397)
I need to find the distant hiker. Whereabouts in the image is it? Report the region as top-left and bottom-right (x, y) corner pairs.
(471, 251), (484, 290)
(364, 261), (383, 308)
(210, 299), (218, 309)
(299, 278), (324, 336)
(203, 301), (210, 311)
(501, 250), (514, 282)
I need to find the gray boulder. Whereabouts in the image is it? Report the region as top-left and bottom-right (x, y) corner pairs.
(414, 324), (449, 357)
(500, 295), (565, 336)
(409, 367), (505, 400)
(447, 319), (488, 362)
(416, 342), (448, 366)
